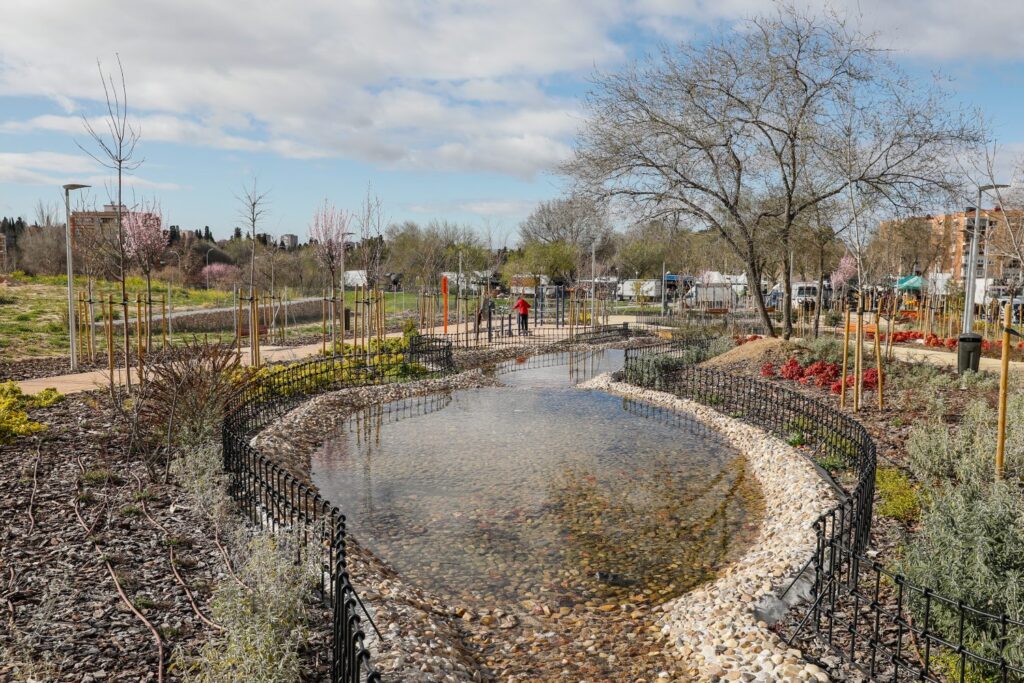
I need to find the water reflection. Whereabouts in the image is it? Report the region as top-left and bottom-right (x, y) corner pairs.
(312, 349), (762, 609)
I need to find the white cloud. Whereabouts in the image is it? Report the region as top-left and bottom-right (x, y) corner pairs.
(1, 0), (1022, 183)
(0, 151), (180, 190)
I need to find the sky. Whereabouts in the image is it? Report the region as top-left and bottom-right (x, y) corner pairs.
(2, 0), (1024, 242)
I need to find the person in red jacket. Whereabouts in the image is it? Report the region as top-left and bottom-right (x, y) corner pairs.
(513, 296), (531, 335)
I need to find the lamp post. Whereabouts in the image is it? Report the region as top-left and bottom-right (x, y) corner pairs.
(963, 184), (1009, 333)
(63, 183), (90, 372)
(959, 183), (1009, 374)
(204, 247), (215, 289)
(164, 250), (181, 338)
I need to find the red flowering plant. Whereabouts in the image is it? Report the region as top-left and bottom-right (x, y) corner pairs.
(779, 358), (804, 380)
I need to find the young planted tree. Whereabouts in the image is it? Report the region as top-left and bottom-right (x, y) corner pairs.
(79, 54), (141, 386)
(309, 199), (352, 345)
(236, 178), (270, 295)
(566, 5), (980, 337)
(123, 202), (167, 347)
(355, 184), (389, 289)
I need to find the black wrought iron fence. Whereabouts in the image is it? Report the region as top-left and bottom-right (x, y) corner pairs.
(432, 320), (632, 349)
(623, 344), (1024, 682)
(221, 337), (454, 683)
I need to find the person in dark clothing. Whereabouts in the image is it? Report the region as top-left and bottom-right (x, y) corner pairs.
(513, 296), (531, 335)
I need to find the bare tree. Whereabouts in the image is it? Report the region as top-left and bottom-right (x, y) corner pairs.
(33, 200), (61, 229)
(982, 149), (1024, 299)
(355, 184), (389, 288)
(236, 178), (270, 295)
(78, 54), (141, 385)
(566, 5), (980, 337)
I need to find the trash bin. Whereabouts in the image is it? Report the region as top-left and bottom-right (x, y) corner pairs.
(957, 332), (982, 374)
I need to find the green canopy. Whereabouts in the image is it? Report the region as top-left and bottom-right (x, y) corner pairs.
(896, 275), (924, 291)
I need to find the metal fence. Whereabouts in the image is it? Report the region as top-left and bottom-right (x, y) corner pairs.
(623, 343), (1024, 682)
(431, 320), (633, 350)
(221, 336), (454, 683)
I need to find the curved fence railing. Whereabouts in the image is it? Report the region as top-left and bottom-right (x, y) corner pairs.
(221, 336), (454, 683)
(623, 344), (1024, 682)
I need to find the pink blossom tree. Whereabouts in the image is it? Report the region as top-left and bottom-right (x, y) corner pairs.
(124, 202), (167, 346)
(201, 262), (241, 290)
(309, 199), (352, 347)
(830, 253), (857, 303)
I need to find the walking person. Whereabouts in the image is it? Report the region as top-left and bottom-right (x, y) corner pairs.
(513, 295), (531, 335)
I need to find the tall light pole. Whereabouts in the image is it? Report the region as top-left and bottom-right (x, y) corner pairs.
(590, 241), (596, 329)
(204, 247), (215, 289)
(63, 183), (90, 372)
(963, 184), (1010, 333)
(164, 250), (181, 338)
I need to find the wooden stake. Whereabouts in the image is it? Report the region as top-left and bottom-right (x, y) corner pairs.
(874, 318), (884, 410)
(161, 295), (168, 350)
(854, 296), (863, 412)
(996, 301), (1012, 480)
(840, 305), (851, 409)
(136, 293), (144, 386)
(106, 295), (114, 390)
(322, 291), (327, 355)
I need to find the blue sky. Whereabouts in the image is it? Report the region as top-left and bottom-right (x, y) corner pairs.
(2, 0), (1023, 243)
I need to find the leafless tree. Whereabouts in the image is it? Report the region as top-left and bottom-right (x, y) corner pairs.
(355, 184), (389, 288)
(981, 149), (1024, 299)
(236, 178), (270, 295)
(566, 5), (981, 337)
(33, 200), (61, 229)
(78, 54), (142, 384)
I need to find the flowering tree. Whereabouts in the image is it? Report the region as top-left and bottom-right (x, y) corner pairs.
(124, 202), (167, 346)
(830, 253), (857, 294)
(200, 262), (241, 290)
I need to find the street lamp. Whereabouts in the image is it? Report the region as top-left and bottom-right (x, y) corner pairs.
(63, 183), (90, 372)
(204, 247), (215, 289)
(963, 184), (1010, 333)
(163, 250), (181, 337)
(959, 183), (1010, 374)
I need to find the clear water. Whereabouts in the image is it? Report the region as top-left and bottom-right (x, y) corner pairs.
(311, 349), (761, 609)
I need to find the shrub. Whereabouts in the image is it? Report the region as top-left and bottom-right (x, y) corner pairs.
(875, 468), (919, 523)
(131, 340), (242, 477)
(176, 528), (321, 682)
(899, 479), (1024, 676)
(0, 382), (64, 444)
(779, 358), (804, 380)
(760, 362), (776, 377)
(804, 337), (844, 365)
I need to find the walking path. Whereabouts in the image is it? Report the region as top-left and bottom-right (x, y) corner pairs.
(17, 318), (631, 395)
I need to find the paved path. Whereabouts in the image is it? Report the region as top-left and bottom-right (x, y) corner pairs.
(17, 318), (632, 395)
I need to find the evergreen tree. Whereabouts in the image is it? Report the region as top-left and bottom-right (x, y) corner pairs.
(203, 225), (213, 241)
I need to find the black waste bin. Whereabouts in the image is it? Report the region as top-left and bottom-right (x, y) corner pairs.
(957, 332), (982, 374)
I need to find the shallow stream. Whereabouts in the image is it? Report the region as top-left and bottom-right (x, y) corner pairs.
(312, 349), (762, 610)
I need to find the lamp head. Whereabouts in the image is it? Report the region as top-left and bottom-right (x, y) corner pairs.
(63, 183), (91, 191)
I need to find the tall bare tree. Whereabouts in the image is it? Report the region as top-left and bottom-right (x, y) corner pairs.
(79, 54), (142, 386)
(236, 178), (270, 295)
(355, 184), (389, 288)
(566, 5), (980, 337)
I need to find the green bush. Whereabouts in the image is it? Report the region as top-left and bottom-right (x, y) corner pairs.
(803, 337), (844, 365)
(875, 468), (919, 522)
(899, 479), (1024, 675)
(175, 529), (321, 682)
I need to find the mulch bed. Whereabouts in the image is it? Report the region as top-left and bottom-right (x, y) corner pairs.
(0, 393), (331, 681)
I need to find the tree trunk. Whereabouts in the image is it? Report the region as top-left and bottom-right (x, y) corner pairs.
(746, 262), (776, 337)
(782, 245), (793, 340)
(145, 271), (153, 350)
(118, 176), (131, 390)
